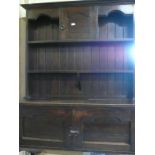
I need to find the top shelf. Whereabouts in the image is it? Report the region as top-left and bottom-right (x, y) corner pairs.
(21, 1), (135, 10)
(28, 38), (134, 45)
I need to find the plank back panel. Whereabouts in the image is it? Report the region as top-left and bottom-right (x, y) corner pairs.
(28, 44), (134, 100)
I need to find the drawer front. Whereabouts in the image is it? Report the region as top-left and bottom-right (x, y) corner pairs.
(20, 104), (72, 148)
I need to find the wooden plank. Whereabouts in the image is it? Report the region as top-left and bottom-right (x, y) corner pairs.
(21, 1), (135, 10)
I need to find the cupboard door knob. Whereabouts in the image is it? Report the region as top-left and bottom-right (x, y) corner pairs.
(70, 22), (76, 27)
(70, 129), (79, 134)
(68, 129), (80, 137)
(60, 24), (65, 30)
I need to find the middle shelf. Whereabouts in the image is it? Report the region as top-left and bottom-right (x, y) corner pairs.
(28, 70), (134, 74)
(28, 38), (134, 45)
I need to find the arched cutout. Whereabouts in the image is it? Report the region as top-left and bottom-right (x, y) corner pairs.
(99, 10), (134, 39)
(35, 14), (58, 22)
(28, 14), (59, 41)
(99, 10), (133, 26)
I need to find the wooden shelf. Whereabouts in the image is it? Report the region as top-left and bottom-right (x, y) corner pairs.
(20, 98), (134, 106)
(28, 70), (134, 74)
(21, 1), (135, 9)
(28, 38), (134, 45)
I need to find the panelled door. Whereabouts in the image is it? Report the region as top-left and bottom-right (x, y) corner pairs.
(60, 6), (98, 40)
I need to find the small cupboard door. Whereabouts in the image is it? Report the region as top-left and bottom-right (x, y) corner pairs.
(60, 6), (98, 40)
(20, 104), (72, 149)
(70, 107), (135, 153)
(81, 108), (135, 152)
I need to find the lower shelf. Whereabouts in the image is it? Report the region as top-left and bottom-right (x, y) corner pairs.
(21, 98), (134, 106)
(20, 103), (135, 153)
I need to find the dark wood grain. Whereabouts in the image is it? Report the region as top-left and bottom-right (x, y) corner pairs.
(28, 39), (134, 44)
(60, 6), (98, 40)
(98, 11), (134, 40)
(28, 43), (134, 100)
(21, 1), (135, 10)
(20, 104), (135, 153)
(20, 1), (135, 154)
(28, 16), (59, 41)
